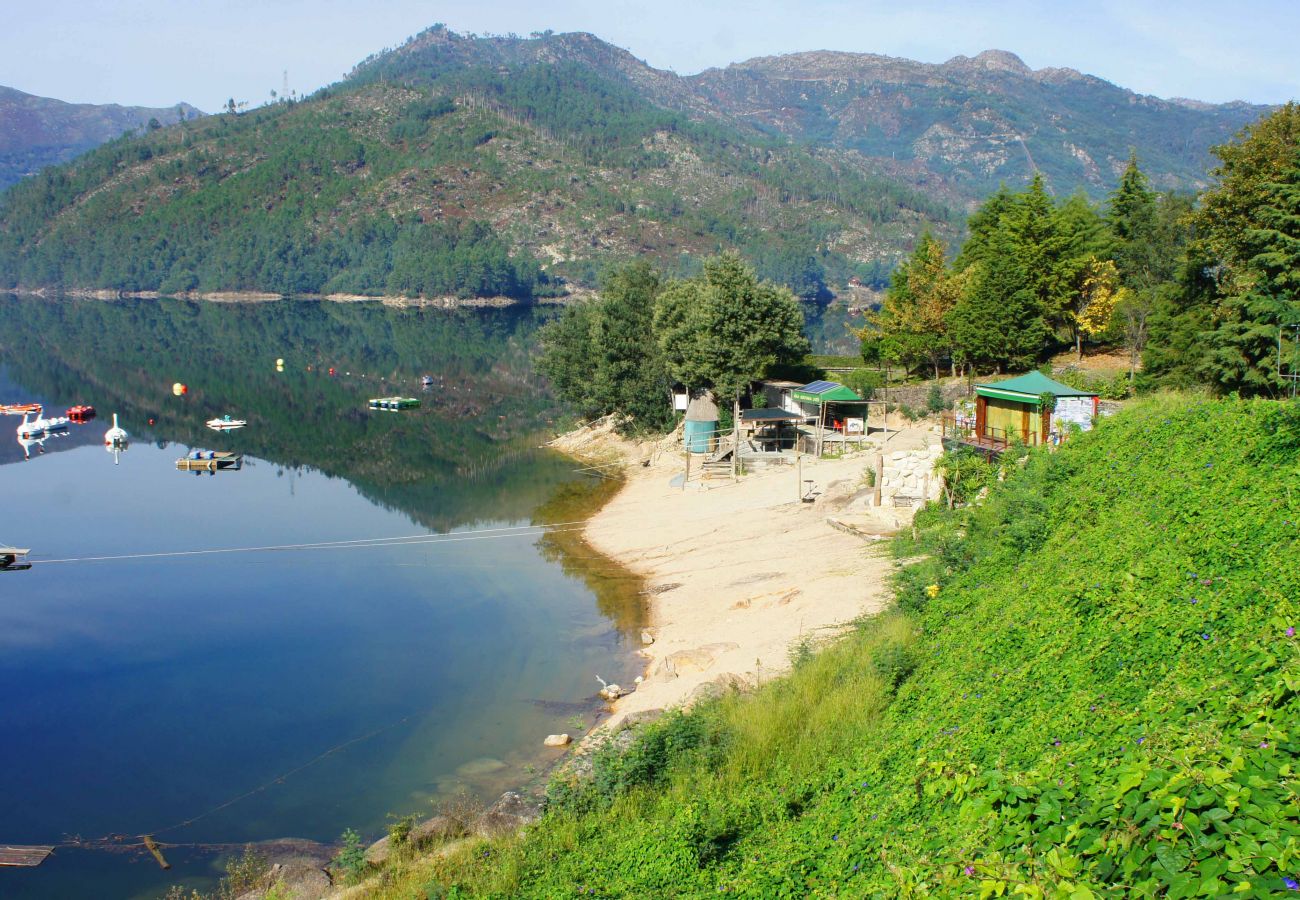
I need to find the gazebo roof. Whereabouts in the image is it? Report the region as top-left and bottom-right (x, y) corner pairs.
(792, 380), (864, 403)
(975, 371), (1097, 402)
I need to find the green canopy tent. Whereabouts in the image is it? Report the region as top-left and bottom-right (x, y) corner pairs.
(790, 380), (882, 456)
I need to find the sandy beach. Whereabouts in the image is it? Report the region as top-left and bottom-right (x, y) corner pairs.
(552, 420), (937, 732)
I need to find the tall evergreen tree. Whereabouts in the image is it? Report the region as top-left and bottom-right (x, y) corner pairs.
(1190, 104), (1300, 393)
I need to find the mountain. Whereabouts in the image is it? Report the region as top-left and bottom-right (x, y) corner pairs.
(0, 28), (1271, 300)
(0, 85), (202, 190)
(687, 49), (1270, 202)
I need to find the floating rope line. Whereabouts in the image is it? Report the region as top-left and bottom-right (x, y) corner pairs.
(28, 520), (593, 566)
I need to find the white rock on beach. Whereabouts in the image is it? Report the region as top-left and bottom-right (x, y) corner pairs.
(543, 733), (571, 747)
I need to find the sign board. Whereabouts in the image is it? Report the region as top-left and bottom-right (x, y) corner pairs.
(673, 391), (689, 412)
(1054, 396), (1094, 431)
(845, 417), (865, 434)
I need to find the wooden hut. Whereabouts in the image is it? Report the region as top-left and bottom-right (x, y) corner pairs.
(972, 372), (1099, 448)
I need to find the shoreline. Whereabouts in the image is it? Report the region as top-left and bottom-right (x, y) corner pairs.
(550, 419), (929, 737)
(0, 286), (593, 308)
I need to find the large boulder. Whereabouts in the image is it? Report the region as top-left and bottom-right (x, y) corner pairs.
(234, 863), (332, 900)
(363, 835), (391, 866)
(473, 791), (540, 838)
(411, 814), (465, 847)
(664, 642), (740, 676)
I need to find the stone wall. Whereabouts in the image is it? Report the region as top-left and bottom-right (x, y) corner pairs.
(877, 442), (944, 506)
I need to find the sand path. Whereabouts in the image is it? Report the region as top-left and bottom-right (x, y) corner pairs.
(578, 444), (903, 730)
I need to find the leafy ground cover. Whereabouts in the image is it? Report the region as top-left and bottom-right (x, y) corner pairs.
(363, 394), (1300, 898)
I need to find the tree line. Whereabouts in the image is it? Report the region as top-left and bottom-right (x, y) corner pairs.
(539, 253), (810, 432)
(862, 103), (1300, 397)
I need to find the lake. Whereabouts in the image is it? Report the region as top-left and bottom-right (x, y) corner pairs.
(0, 295), (644, 899)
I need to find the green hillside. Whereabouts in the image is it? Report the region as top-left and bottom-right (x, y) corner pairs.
(0, 45), (951, 299)
(362, 395), (1300, 896)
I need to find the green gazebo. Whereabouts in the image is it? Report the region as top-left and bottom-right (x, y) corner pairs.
(974, 372), (1099, 447)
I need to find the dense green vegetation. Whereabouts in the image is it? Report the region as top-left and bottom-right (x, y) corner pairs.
(539, 254), (810, 430)
(358, 393), (1299, 897)
(865, 103), (1300, 398)
(0, 30), (954, 300)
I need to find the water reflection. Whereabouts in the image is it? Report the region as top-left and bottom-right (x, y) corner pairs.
(0, 294), (644, 900)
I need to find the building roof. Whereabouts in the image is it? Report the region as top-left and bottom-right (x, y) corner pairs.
(740, 408), (803, 422)
(792, 380), (865, 403)
(975, 371), (1097, 402)
(684, 394), (720, 421)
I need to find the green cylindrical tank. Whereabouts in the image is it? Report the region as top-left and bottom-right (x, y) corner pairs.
(684, 394), (720, 453)
(684, 418), (717, 453)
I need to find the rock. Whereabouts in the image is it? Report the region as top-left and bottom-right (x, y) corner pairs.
(363, 835), (391, 866)
(543, 733), (572, 747)
(618, 708), (665, 729)
(664, 642), (741, 675)
(411, 814), (465, 846)
(640, 630), (655, 645)
(598, 684), (624, 701)
(474, 791), (540, 838)
(270, 864), (332, 899)
(687, 672), (754, 705)
(236, 863), (333, 900)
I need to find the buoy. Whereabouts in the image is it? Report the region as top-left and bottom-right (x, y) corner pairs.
(328, 367), (336, 376)
(172, 382), (187, 396)
(275, 358), (284, 367)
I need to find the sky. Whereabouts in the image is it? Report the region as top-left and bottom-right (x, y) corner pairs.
(1, 0), (1297, 113)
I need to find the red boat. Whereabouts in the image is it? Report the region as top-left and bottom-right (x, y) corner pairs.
(67, 405), (96, 421)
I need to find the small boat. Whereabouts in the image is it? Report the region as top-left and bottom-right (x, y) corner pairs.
(176, 450), (243, 472)
(67, 405), (96, 421)
(16, 411), (69, 438)
(0, 403), (43, 416)
(206, 415), (248, 431)
(0, 546), (32, 571)
(104, 413), (129, 448)
(421, 375), (434, 387)
(368, 396), (421, 411)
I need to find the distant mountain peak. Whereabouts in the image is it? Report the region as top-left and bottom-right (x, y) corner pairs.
(967, 49), (1032, 74)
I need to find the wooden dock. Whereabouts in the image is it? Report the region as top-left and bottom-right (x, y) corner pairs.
(176, 452), (242, 472)
(0, 845), (54, 867)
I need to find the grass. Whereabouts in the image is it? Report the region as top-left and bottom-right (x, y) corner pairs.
(343, 393), (1300, 898)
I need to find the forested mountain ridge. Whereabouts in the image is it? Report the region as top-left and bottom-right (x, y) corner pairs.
(687, 48), (1270, 202)
(0, 35), (951, 298)
(0, 26), (1271, 299)
(0, 84), (201, 190)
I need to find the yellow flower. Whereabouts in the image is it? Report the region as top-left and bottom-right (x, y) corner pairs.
(926, 584), (940, 598)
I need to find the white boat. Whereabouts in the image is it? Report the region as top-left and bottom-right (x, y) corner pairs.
(206, 415), (247, 431)
(104, 413), (129, 465)
(16, 411), (69, 438)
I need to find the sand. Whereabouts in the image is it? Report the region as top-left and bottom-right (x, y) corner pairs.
(553, 420), (923, 732)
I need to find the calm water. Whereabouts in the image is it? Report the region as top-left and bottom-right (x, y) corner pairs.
(0, 296), (643, 899)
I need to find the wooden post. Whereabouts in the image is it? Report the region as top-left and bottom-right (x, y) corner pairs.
(731, 393), (739, 481)
(683, 446), (691, 490)
(815, 401), (825, 458)
(873, 452), (883, 507)
(143, 836), (171, 870)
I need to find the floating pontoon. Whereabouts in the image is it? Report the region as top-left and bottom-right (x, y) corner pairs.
(368, 396), (421, 411)
(176, 450), (243, 472)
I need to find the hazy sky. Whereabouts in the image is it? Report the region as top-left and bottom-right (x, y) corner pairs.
(2, 0), (1297, 113)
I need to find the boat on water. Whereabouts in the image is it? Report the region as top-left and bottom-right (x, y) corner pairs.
(0, 403), (43, 416)
(206, 415), (248, 431)
(103, 413), (129, 465)
(176, 449), (243, 473)
(67, 405), (96, 421)
(16, 411), (70, 438)
(0, 546), (32, 572)
(421, 375), (434, 387)
(368, 396), (421, 411)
